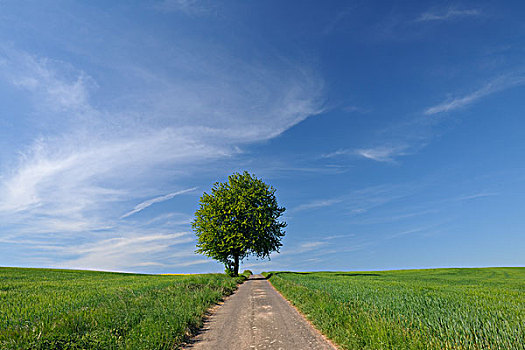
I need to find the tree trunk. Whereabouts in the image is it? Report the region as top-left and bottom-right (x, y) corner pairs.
(233, 254), (239, 277)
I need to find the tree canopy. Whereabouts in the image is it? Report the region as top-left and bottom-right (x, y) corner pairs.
(192, 171), (286, 276)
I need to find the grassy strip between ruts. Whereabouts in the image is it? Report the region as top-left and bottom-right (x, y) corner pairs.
(263, 268), (525, 350)
(0, 267), (251, 349)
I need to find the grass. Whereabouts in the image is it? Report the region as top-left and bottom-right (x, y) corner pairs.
(0, 267), (250, 349)
(264, 267), (525, 350)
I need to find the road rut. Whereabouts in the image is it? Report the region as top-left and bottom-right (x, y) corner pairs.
(184, 274), (336, 350)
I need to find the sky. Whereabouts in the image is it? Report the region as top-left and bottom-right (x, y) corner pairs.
(0, 0), (524, 274)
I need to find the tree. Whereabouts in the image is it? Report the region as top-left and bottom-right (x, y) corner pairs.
(192, 171), (286, 276)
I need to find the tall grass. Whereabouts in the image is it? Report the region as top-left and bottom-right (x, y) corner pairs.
(0, 267), (248, 349)
(264, 268), (525, 349)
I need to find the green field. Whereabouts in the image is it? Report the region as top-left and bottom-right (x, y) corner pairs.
(265, 267), (525, 350)
(0, 267), (248, 349)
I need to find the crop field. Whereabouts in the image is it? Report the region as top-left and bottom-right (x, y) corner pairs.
(265, 267), (525, 350)
(0, 267), (247, 349)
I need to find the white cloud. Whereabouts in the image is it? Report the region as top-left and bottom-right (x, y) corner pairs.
(322, 149), (353, 158)
(425, 75), (525, 115)
(296, 241), (326, 252)
(133, 262), (167, 267)
(344, 183), (418, 215)
(0, 43), (324, 272)
(326, 74), (524, 165)
(277, 240), (329, 257)
(352, 209), (438, 225)
(176, 259), (211, 267)
(415, 8), (481, 22)
(425, 84), (492, 115)
(155, 0), (211, 15)
(1, 49), (94, 115)
(324, 234), (355, 240)
(355, 144), (409, 162)
(323, 144), (410, 163)
(388, 227), (429, 239)
(241, 240), (330, 270)
(56, 232), (194, 272)
(456, 192), (499, 201)
(292, 198), (341, 212)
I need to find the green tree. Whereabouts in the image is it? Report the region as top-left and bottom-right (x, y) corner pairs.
(192, 171), (286, 276)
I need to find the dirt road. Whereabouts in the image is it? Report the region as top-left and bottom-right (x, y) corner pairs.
(184, 274), (336, 350)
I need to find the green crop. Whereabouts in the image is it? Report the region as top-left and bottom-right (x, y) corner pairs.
(0, 267), (247, 349)
(264, 267), (525, 350)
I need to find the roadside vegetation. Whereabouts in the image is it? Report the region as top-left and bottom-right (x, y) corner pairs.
(0, 267), (250, 349)
(264, 267), (525, 349)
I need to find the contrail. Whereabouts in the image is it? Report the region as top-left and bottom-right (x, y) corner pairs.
(120, 187), (197, 219)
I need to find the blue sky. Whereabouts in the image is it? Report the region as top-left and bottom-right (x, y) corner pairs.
(0, 0), (524, 273)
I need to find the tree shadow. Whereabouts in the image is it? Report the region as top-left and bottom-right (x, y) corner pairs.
(333, 273), (381, 277)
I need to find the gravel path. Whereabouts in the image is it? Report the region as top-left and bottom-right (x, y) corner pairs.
(184, 274), (336, 350)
